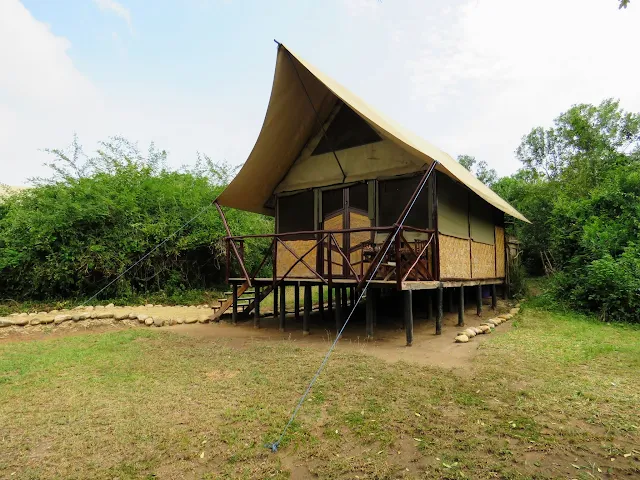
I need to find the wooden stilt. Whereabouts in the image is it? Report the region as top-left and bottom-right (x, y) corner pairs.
(273, 285), (278, 318)
(328, 286), (333, 321)
(279, 284), (286, 331)
(365, 289), (376, 339)
(436, 285), (443, 335)
(491, 284), (497, 310)
(457, 286), (464, 327)
(448, 288), (454, 312)
(404, 290), (413, 346)
(476, 285), (482, 316)
(335, 287), (343, 335)
(303, 285), (311, 336)
(294, 282), (300, 322)
(349, 287), (355, 309)
(254, 284), (261, 328)
(427, 291), (433, 320)
(341, 287), (347, 311)
(232, 283), (238, 325)
(319, 285), (324, 319)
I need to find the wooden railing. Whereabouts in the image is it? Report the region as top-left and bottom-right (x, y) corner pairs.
(223, 225), (437, 289)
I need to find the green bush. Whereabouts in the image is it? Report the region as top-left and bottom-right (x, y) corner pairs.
(0, 137), (273, 302)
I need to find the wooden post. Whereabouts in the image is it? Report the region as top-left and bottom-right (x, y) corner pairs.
(457, 286), (465, 327)
(303, 285), (311, 336)
(404, 290), (413, 346)
(448, 288), (454, 312)
(335, 287), (343, 335)
(319, 285), (324, 319)
(349, 287), (355, 309)
(476, 285), (482, 316)
(232, 283), (238, 325)
(491, 284), (497, 310)
(436, 285), (443, 335)
(279, 284), (286, 331)
(365, 289), (376, 339)
(427, 291), (433, 320)
(294, 282), (300, 322)
(254, 284), (261, 328)
(341, 287), (348, 311)
(273, 285), (278, 318)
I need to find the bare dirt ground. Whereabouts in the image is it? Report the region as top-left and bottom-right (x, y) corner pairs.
(1, 298), (510, 369)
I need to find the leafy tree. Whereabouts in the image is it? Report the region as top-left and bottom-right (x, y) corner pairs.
(457, 154), (499, 186)
(497, 99), (640, 322)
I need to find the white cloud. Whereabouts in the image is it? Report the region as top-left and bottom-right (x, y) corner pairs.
(93, 0), (132, 31)
(0, 0), (252, 186)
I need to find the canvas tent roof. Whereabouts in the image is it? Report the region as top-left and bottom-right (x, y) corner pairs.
(216, 43), (529, 224)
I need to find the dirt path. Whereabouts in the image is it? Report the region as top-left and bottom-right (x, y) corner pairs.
(1, 300), (514, 369)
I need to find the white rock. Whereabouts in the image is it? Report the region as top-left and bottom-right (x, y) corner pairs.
(30, 318), (41, 326)
(41, 317), (54, 325)
(198, 315), (210, 324)
(176, 318), (184, 324)
(153, 317), (164, 327)
(145, 304), (154, 308)
(105, 303), (115, 309)
(54, 315), (72, 325)
(144, 318), (154, 326)
(12, 317), (29, 326)
(464, 328), (476, 338)
(455, 334), (469, 343)
(114, 313), (129, 321)
(184, 317), (197, 324)
(137, 314), (148, 323)
(96, 312), (114, 319)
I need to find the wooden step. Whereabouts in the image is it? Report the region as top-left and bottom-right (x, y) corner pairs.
(224, 289), (255, 296)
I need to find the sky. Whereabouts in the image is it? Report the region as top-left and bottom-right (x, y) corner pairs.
(1, 0), (639, 186)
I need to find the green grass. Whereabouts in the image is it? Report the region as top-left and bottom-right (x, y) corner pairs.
(1, 305), (639, 478)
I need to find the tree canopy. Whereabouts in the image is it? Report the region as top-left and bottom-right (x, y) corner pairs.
(493, 99), (640, 322)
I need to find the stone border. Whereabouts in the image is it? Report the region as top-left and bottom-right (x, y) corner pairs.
(454, 304), (521, 343)
(0, 303), (215, 332)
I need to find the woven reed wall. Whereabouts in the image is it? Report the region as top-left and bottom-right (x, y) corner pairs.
(495, 226), (505, 277)
(324, 214), (344, 275)
(349, 211), (371, 276)
(471, 241), (496, 279)
(276, 240), (318, 279)
(439, 234), (471, 279)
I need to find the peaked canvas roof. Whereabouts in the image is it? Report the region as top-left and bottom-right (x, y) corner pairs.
(216, 43), (529, 223)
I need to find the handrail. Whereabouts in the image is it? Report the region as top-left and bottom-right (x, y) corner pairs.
(225, 225), (425, 241)
(224, 224), (439, 286)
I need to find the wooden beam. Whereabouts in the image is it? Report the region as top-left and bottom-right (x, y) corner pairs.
(404, 290), (413, 346)
(273, 285), (279, 318)
(303, 285), (311, 336)
(318, 285), (324, 319)
(279, 284), (286, 331)
(476, 285), (482, 316)
(254, 284), (261, 328)
(457, 286), (465, 327)
(491, 284), (497, 310)
(294, 282), (300, 322)
(232, 284), (238, 325)
(436, 285), (443, 335)
(366, 289), (376, 339)
(335, 287), (343, 335)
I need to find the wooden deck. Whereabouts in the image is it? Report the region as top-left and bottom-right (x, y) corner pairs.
(229, 277), (505, 290)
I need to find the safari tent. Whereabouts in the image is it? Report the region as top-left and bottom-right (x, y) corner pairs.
(212, 42), (528, 344)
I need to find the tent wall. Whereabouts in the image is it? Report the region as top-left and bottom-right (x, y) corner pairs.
(275, 139), (424, 193)
(436, 172), (505, 280)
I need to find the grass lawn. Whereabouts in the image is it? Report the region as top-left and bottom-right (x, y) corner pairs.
(1, 305), (639, 479)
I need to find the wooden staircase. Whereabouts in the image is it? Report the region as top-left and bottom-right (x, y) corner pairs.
(211, 282), (274, 321)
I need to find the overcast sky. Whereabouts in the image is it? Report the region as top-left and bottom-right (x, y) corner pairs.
(1, 0), (639, 186)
